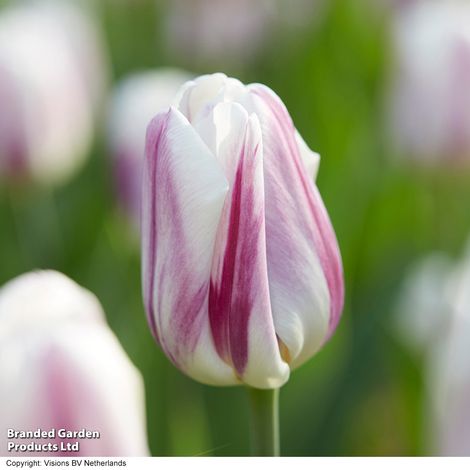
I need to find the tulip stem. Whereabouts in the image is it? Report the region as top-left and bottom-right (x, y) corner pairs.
(247, 387), (280, 456)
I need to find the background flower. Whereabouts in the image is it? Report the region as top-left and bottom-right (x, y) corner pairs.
(0, 0), (108, 186)
(396, 241), (470, 455)
(107, 68), (191, 228)
(0, 270), (149, 456)
(387, 0), (470, 166)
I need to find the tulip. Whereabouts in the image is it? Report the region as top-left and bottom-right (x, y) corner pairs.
(141, 73), (344, 390)
(388, 0), (470, 165)
(108, 69), (192, 227)
(396, 242), (470, 455)
(0, 270), (149, 456)
(395, 254), (454, 352)
(0, 1), (108, 186)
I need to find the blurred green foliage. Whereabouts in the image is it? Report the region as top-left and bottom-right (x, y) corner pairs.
(2, 0), (470, 457)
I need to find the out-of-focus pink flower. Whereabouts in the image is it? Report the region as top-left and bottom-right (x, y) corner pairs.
(107, 69), (192, 227)
(141, 73), (344, 389)
(164, 0), (323, 66)
(388, 0), (470, 165)
(396, 241), (470, 455)
(0, 1), (108, 186)
(0, 270), (149, 456)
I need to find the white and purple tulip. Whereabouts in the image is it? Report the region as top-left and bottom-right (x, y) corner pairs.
(108, 69), (192, 227)
(388, 0), (470, 165)
(0, 271), (149, 456)
(141, 73), (344, 389)
(0, 1), (108, 186)
(396, 241), (470, 455)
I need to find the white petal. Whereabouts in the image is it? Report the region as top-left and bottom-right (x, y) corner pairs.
(295, 129), (320, 181)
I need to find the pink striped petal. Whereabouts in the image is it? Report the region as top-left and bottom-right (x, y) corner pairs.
(141, 107), (237, 385)
(196, 102), (289, 388)
(248, 84), (344, 369)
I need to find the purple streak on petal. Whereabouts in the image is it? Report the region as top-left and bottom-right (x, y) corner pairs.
(209, 125), (264, 375)
(143, 113), (185, 364)
(154, 131), (207, 361)
(209, 161), (246, 366)
(45, 352), (77, 456)
(251, 85), (344, 339)
(44, 348), (116, 456)
(142, 109), (226, 368)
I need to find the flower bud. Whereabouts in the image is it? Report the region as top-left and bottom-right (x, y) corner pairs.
(141, 73), (344, 389)
(0, 270), (149, 456)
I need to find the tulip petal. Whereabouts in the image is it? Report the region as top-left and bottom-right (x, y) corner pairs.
(174, 73), (251, 126)
(142, 107), (237, 384)
(174, 73), (226, 123)
(43, 326), (149, 456)
(249, 84), (344, 369)
(295, 129), (320, 181)
(196, 102), (289, 388)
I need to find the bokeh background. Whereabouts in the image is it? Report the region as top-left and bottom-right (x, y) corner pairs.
(1, 0), (470, 456)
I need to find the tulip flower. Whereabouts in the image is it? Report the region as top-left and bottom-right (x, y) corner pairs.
(395, 255), (454, 352)
(396, 242), (470, 455)
(142, 72), (344, 389)
(0, 270), (149, 456)
(0, 1), (108, 186)
(388, 0), (470, 165)
(141, 73), (344, 454)
(108, 69), (191, 227)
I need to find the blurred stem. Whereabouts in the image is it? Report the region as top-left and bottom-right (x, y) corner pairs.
(247, 387), (280, 456)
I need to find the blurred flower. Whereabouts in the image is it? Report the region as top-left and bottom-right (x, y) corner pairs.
(163, 0), (323, 67)
(396, 241), (470, 455)
(395, 254), (454, 352)
(388, 0), (470, 165)
(141, 73), (344, 389)
(108, 69), (192, 227)
(0, 270), (149, 456)
(0, 0), (108, 186)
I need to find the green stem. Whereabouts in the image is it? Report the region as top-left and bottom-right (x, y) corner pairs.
(247, 387), (280, 456)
